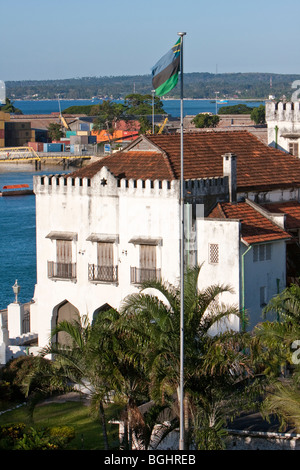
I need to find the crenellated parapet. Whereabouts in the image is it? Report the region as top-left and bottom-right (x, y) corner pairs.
(33, 171), (229, 200)
(266, 100), (300, 123)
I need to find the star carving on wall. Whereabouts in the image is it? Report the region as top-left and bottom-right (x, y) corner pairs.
(101, 178), (107, 186)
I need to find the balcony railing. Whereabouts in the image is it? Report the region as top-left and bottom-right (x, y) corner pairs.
(48, 261), (77, 280)
(88, 264), (118, 283)
(130, 267), (161, 284)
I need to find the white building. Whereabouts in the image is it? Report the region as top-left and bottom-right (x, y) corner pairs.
(198, 199), (291, 331)
(3, 130), (300, 362)
(266, 100), (300, 156)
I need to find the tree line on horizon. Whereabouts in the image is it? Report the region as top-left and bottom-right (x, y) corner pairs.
(4, 72), (300, 100)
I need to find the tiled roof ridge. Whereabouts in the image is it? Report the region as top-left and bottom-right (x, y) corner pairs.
(67, 149), (175, 181)
(141, 135), (176, 179)
(214, 200), (291, 243)
(216, 202), (227, 218)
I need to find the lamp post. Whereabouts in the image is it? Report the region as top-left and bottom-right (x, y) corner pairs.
(12, 280), (20, 304)
(152, 89), (155, 134)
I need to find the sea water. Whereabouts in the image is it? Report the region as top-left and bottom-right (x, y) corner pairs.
(0, 164), (69, 309)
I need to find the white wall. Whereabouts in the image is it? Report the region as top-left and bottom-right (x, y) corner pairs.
(196, 218), (287, 332)
(243, 241), (286, 330)
(32, 167), (181, 349)
(196, 218), (241, 332)
(266, 100), (300, 154)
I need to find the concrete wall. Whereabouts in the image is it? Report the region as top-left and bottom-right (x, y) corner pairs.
(266, 100), (300, 154)
(32, 168), (181, 348)
(243, 240), (286, 330)
(196, 218), (241, 332)
(196, 217), (287, 332)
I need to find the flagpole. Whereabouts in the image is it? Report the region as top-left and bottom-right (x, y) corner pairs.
(178, 30), (186, 452)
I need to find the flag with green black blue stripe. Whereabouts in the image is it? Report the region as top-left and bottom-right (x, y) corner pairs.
(152, 38), (181, 96)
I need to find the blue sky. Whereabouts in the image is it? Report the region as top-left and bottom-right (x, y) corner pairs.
(2, 0), (300, 81)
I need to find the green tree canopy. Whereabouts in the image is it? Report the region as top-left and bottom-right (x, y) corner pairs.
(0, 98), (23, 114)
(192, 113), (220, 128)
(218, 104), (254, 115)
(124, 93), (165, 115)
(250, 104), (266, 124)
(47, 122), (64, 141)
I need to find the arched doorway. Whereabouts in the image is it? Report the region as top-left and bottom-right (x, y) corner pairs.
(52, 300), (80, 346)
(92, 303), (114, 325)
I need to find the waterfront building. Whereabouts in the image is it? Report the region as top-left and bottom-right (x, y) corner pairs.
(3, 130), (300, 361)
(266, 99), (300, 156)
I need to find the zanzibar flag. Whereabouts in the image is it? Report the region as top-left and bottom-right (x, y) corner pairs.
(152, 38), (181, 96)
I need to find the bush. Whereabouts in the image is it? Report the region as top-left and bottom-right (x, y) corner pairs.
(0, 423), (75, 450)
(48, 425), (75, 445)
(0, 423), (27, 450)
(0, 381), (14, 401)
(0, 423), (26, 439)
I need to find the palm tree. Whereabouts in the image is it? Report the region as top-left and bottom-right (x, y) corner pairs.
(118, 265), (254, 448)
(254, 283), (300, 430)
(254, 283), (300, 374)
(23, 315), (112, 449)
(88, 307), (151, 450)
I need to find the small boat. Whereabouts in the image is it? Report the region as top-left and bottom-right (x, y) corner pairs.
(0, 184), (34, 197)
(217, 100), (228, 104)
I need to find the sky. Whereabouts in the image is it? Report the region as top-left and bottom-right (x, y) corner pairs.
(2, 0), (300, 81)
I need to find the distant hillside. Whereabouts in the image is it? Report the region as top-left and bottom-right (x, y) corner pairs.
(5, 73), (300, 100)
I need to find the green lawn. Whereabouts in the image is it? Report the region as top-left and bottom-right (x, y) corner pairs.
(0, 400), (121, 450)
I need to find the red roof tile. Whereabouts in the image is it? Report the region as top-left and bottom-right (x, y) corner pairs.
(261, 201), (300, 229)
(148, 131), (300, 191)
(70, 151), (175, 180)
(208, 201), (291, 244)
(70, 131), (300, 191)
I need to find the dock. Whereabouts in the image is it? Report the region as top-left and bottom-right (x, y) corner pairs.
(0, 146), (93, 169)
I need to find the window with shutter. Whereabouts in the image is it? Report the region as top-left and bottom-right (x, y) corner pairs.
(88, 242), (117, 282)
(140, 244), (156, 270)
(56, 240), (72, 263)
(48, 239), (76, 279)
(289, 142), (299, 157)
(253, 244), (272, 262)
(97, 242), (113, 266)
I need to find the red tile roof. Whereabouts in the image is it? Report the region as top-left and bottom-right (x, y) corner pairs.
(208, 201), (291, 244)
(70, 131), (300, 191)
(148, 131), (300, 191)
(71, 151), (175, 180)
(261, 201), (300, 229)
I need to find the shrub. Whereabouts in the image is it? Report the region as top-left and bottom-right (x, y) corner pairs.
(0, 423), (75, 450)
(0, 422), (26, 439)
(0, 423), (27, 450)
(14, 427), (58, 450)
(48, 425), (75, 445)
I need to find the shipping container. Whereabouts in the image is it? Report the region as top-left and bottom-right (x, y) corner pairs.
(43, 143), (64, 152)
(66, 131), (77, 138)
(70, 135), (89, 145)
(79, 123), (90, 131)
(28, 141), (44, 152)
